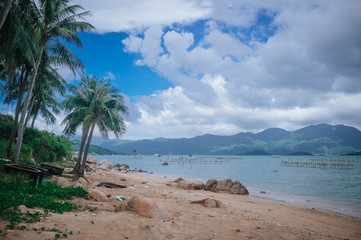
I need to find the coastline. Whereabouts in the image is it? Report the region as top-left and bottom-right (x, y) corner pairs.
(1, 168), (361, 239)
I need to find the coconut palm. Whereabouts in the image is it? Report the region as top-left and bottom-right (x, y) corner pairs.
(25, 60), (66, 128)
(11, 0), (94, 164)
(62, 75), (128, 175)
(0, 0), (13, 30)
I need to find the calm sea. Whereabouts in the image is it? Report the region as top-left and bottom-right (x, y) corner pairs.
(93, 155), (361, 218)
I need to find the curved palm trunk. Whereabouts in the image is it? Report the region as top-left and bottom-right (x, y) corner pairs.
(78, 121), (96, 175)
(12, 46), (43, 164)
(24, 94), (36, 128)
(73, 126), (89, 174)
(30, 108), (39, 128)
(6, 68), (28, 157)
(0, 0), (12, 30)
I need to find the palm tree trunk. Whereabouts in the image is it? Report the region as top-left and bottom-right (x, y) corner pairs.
(24, 94), (36, 128)
(78, 122), (96, 175)
(73, 126), (89, 173)
(0, 0), (12, 30)
(12, 46), (43, 164)
(6, 68), (28, 157)
(30, 109), (39, 128)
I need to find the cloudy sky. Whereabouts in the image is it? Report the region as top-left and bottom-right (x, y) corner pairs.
(6, 0), (361, 140)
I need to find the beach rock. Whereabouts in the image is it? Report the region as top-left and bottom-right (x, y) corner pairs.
(174, 177), (185, 183)
(114, 163), (129, 171)
(74, 177), (89, 187)
(204, 198), (222, 208)
(50, 176), (71, 187)
(86, 157), (97, 164)
(210, 179), (233, 192)
(176, 181), (204, 190)
(204, 178), (217, 191)
(97, 159), (113, 170)
(115, 195), (172, 219)
(89, 189), (108, 202)
(18, 205), (44, 214)
(190, 198), (222, 208)
(229, 180), (249, 195)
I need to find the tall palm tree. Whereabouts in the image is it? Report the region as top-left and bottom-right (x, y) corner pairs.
(25, 60), (66, 128)
(62, 75), (128, 175)
(0, 0), (13, 30)
(11, 0), (94, 164)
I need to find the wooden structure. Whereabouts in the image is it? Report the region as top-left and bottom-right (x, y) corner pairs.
(281, 158), (354, 169)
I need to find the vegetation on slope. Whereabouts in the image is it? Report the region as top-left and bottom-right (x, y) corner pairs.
(0, 122), (73, 162)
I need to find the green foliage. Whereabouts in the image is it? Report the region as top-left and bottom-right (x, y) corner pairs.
(0, 176), (88, 229)
(0, 122), (73, 162)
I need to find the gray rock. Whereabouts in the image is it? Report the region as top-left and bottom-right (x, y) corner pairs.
(97, 159), (113, 170)
(204, 178), (217, 191)
(210, 179), (233, 192)
(229, 180), (249, 195)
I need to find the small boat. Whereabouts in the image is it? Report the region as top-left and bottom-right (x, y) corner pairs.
(154, 154), (161, 157)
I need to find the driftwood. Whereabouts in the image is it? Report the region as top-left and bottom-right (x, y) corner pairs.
(97, 182), (127, 188)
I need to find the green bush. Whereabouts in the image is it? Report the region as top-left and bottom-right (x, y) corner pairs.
(0, 123), (73, 163)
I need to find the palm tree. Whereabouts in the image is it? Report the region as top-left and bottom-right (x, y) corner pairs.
(11, 0), (94, 164)
(25, 60), (66, 128)
(62, 75), (128, 175)
(0, 0), (13, 30)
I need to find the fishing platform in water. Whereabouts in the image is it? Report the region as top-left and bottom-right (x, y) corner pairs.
(281, 158), (354, 169)
(159, 156), (240, 165)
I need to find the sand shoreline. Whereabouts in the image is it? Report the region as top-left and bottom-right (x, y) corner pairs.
(141, 170), (361, 220)
(1, 168), (361, 239)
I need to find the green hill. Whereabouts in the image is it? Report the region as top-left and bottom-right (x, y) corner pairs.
(71, 140), (117, 155)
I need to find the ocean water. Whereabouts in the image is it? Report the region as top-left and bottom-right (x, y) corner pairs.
(93, 155), (361, 218)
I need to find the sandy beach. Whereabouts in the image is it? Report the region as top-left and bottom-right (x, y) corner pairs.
(1, 167), (361, 240)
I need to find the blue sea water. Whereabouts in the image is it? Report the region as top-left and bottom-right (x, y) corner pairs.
(94, 155), (361, 218)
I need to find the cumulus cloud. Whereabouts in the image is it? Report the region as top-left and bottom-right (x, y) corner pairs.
(73, 0), (211, 33)
(42, 0), (361, 139)
(118, 0), (361, 139)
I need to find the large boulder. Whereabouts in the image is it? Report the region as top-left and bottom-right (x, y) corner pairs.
(229, 180), (249, 195)
(176, 181), (204, 190)
(115, 195), (172, 219)
(50, 176), (71, 187)
(89, 189), (108, 202)
(204, 178), (217, 191)
(97, 159), (114, 170)
(210, 179), (233, 192)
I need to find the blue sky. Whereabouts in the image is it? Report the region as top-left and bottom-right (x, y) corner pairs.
(3, 0), (361, 140)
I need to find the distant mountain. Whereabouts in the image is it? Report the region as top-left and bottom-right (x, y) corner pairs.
(95, 124), (361, 156)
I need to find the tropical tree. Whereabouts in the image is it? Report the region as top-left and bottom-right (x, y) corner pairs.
(62, 75), (128, 175)
(0, 0), (13, 30)
(9, 0), (94, 164)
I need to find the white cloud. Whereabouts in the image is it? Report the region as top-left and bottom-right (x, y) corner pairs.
(39, 0), (361, 139)
(74, 0), (212, 33)
(118, 0), (361, 138)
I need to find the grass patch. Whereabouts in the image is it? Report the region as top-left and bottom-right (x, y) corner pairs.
(0, 173), (87, 229)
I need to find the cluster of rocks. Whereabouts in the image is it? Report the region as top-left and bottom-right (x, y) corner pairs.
(85, 158), (152, 174)
(168, 178), (249, 195)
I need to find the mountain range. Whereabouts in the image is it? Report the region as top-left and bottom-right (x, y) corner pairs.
(86, 124), (361, 156)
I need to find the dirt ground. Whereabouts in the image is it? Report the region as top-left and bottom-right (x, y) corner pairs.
(1, 169), (361, 240)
